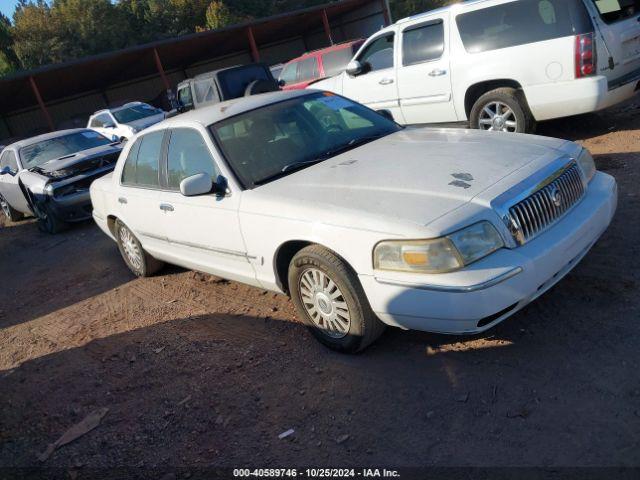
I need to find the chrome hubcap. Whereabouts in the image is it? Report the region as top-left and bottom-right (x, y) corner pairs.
(299, 268), (351, 339)
(479, 101), (518, 132)
(120, 226), (143, 271)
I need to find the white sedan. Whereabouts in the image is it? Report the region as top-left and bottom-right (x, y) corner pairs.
(90, 90), (617, 352)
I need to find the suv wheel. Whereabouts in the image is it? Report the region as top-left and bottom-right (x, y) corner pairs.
(115, 219), (164, 277)
(0, 193), (24, 222)
(288, 245), (385, 353)
(470, 88), (536, 134)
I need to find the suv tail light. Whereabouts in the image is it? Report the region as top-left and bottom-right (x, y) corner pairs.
(575, 33), (596, 79)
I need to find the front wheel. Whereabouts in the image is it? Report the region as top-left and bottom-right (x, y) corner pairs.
(470, 88), (536, 134)
(34, 200), (67, 234)
(115, 219), (164, 277)
(0, 193), (24, 222)
(288, 245), (385, 353)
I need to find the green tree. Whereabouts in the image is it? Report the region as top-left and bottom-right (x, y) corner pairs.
(205, 1), (240, 30)
(0, 13), (19, 75)
(12, 0), (64, 69)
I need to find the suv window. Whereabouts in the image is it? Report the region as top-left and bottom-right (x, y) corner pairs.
(167, 129), (218, 190)
(177, 86), (193, 108)
(0, 150), (18, 172)
(280, 62), (298, 84)
(403, 20), (445, 66)
(121, 131), (163, 187)
(193, 79), (216, 104)
(358, 34), (395, 72)
(592, 0), (639, 24)
(322, 47), (356, 77)
(297, 57), (319, 83)
(456, 0), (593, 54)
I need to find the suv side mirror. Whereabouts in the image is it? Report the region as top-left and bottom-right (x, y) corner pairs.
(346, 60), (363, 76)
(278, 79), (286, 88)
(180, 173), (213, 197)
(0, 166), (14, 176)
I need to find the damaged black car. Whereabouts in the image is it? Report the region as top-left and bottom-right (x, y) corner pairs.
(0, 129), (122, 233)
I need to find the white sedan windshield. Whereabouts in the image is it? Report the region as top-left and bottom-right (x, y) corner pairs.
(211, 92), (400, 188)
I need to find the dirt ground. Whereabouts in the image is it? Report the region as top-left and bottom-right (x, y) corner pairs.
(1, 99), (639, 476)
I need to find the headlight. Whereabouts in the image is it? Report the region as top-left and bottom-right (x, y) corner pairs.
(577, 148), (596, 183)
(374, 221), (504, 274)
(44, 184), (55, 196)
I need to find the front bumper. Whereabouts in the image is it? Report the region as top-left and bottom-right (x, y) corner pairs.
(41, 190), (94, 223)
(359, 172), (618, 334)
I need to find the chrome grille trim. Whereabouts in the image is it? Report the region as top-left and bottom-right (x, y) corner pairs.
(507, 163), (585, 245)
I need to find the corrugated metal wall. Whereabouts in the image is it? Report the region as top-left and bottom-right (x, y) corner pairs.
(2, 1), (387, 142)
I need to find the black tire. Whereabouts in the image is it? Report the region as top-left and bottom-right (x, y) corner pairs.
(115, 219), (164, 277)
(0, 193), (24, 222)
(288, 245), (385, 353)
(470, 87), (536, 134)
(34, 200), (68, 234)
(244, 79), (280, 96)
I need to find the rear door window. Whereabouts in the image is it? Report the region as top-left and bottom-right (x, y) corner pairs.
(358, 34), (395, 71)
(121, 131), (163, 187)
(592, 0), (640, 24)
(280, 62), (298, 84)
(297, 57), (319, 83)
(456, 0), (593, 53)
(402, 20), (445, 66)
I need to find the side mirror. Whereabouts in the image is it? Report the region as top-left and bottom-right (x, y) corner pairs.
(179, 173), (213, 197)
(278, 79), (286, 88)
(377, 109), (395, 122)
(0, 166), (14, 176)
(346, 60), (363, 76)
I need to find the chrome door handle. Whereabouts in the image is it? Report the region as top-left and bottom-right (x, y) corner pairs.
(379, 78), (395, 85)
(429, 69), (447, 77)
(159, 204), (174, 212)
(118, 197), (127, 204)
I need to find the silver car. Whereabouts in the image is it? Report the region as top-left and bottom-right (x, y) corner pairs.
(0, 129), (122, 233)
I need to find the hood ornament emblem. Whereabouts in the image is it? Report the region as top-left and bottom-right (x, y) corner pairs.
(549, 186), (563, 207)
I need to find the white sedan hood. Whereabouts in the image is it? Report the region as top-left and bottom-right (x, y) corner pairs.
(244, 128), (573, 233)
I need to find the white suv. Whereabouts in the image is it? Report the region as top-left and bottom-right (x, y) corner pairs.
(87, 102), (166, 142)
(312, 0), (640, 133)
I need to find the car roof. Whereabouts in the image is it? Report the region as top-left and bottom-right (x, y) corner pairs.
(7, 128), (95, 150)
(396, 0), (503, 24)
(288, 39), (364, 61)
(91, 102), (147, 117)
(152, 89), (315, 130)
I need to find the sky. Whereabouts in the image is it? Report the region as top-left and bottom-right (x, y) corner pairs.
(0, 0), (21, 19)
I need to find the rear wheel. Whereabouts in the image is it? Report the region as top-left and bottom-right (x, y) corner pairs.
(115, 219), (164, 277)
(0, 193), (24, 222)
(288, 245), (385, 353)
(470, 88), (536, 134)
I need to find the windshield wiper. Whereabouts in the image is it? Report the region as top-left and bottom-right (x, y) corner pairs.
(317, 132), (388, 160)
(253, 159), (326, 186)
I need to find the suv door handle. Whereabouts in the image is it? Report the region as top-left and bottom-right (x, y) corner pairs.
(159, 204), (174, 212)
(429, 69), (447, 77)
(118, 197), (127, 204)
(379, 78), (395, 85)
